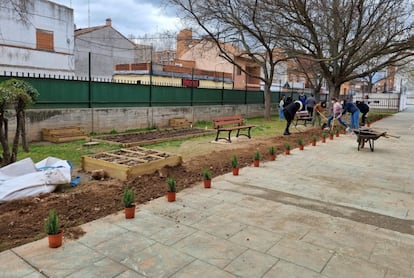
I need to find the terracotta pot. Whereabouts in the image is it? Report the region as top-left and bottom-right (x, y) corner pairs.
(167, 191), (176, 202)
(125, 205), (136, 219)
(48, 229), (63, 248)
(269, 154), (276, 161)
(253, 160), (260, 167)
(232, 167), (239, 176)
(312, 141), (316, 146)
(322, 138), (326, 143)
(341, 130), (346, 135)
(299, 145), (304, 150)
(204, 179), (211, 188)
(335, 132), (339, 137)
(329, 135), (334, 140)
(285, 149), (290, 155)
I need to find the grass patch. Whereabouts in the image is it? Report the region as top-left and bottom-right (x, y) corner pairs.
(17, 140), (121, 169)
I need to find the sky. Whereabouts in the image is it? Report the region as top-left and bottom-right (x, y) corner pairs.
(52, 0), (183, 38)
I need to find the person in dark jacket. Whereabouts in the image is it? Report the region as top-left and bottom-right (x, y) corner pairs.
(339, 100), (360, 130)
(356, 101), (369, 126)
(283, 100), (302, 135)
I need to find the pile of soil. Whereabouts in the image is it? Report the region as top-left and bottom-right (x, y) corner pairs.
(0, 127), (321, 251)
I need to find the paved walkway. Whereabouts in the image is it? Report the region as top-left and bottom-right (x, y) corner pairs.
(1, 107), (414, 278)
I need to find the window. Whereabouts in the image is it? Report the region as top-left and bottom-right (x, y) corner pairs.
(36, 29), (54, 51)
(236, 66), (242, 76)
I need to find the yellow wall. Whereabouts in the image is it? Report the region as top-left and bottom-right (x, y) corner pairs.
(114, 74), (233, 89)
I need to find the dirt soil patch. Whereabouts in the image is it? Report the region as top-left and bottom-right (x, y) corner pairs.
(95, 128), (214, 147)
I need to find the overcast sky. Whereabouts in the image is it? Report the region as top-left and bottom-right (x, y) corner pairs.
(53, 0), (183, 38)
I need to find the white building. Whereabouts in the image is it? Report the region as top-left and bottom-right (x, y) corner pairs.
(0, 0), (75, 76)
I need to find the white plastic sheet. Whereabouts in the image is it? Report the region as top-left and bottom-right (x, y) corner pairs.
(0, 157), (72, 203)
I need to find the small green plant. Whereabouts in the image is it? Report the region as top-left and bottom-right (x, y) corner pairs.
(44, 209), (60, 235)
(322, 132), (328, 138)
(253, 151), (261, 160)
(230, 155), (238, 168)
(296, 137), (304, 146)
(329, 129), (335, 136)
(122, 187), (135, 208)
(312, 135), (318, 142)
(202, 168), (212, 180)
(109, 129), (118, 134)
(268, 146), (275, 155)
(166, 177), (177, 192)
(284, 142), (291, 150)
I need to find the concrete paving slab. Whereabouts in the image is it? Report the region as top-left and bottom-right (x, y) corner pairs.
(120, 243), (195, 277)
(12, 241), (106, 277)
(0, 250), (39, 277)
(321, 253), (386, 278)
(172, 231), (247, 268)
(170, 259), (236, 278)
(263, 260), (325, 278)
(267, 237), (335, 273)
(223, 249), (278, 278)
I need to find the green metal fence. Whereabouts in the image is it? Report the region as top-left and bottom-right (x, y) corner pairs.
(0, 76), (287, 108)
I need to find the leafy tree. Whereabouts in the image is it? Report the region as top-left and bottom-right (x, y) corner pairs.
(0, 79), (38, 166)
(272, 0), (414, 99)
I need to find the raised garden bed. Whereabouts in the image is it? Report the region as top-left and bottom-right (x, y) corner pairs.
(82, 146), (182, 181)
(94, 128), (214, 147)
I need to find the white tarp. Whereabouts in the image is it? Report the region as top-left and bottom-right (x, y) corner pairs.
(0, 157), (72, 203)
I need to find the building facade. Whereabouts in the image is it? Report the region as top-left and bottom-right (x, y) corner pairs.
(74, 19), (151, 79)
(0, 0), (74, 76)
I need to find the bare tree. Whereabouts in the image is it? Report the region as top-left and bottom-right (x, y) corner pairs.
(0, 0), (30, 25)
(168, 0), (289, 120)
(272, 0), (414, 99)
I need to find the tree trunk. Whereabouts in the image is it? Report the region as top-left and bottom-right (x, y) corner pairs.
(0, 116), (11, 166)
(263, 81), (272, 121)
(11, 110), (22, 164)
(20, 110), (29, 152)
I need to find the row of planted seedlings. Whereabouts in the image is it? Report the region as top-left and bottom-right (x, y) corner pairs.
(45, 127), (346, 249)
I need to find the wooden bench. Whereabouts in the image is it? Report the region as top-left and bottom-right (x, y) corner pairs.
(294, 111), (313, 127)
(213, 115), (255, 142)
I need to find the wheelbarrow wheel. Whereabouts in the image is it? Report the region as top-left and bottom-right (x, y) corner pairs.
(357, 137), (363, 151)
(369, 139), (374, 152)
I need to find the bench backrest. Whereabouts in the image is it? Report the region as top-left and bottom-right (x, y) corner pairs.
(296, 111), (310, 118)
(213, 115), (244, 128)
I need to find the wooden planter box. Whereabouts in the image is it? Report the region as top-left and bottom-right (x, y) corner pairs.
(81, 146), (182, 181)
(42, 126), (89, 143)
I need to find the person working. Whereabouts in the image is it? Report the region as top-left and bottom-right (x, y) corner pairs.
(283, 100), (303, 135)
(312, 100), (326, 127)
(327, 98), (347, 130)
(339, 99), (360, 130)
(356, 100), (369, 126)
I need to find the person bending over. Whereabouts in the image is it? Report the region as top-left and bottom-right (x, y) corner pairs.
(283, 100), (302, 135)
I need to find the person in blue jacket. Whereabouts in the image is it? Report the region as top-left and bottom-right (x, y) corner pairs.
(339, 100), (360, 130)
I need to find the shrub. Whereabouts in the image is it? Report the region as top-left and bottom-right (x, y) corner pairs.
(202, 168), (212, 180)
(230, 155), (238, 168)
(44, 209), (60, 235)
(122, 187), (135, 208)
(166, 177), (176, 192)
